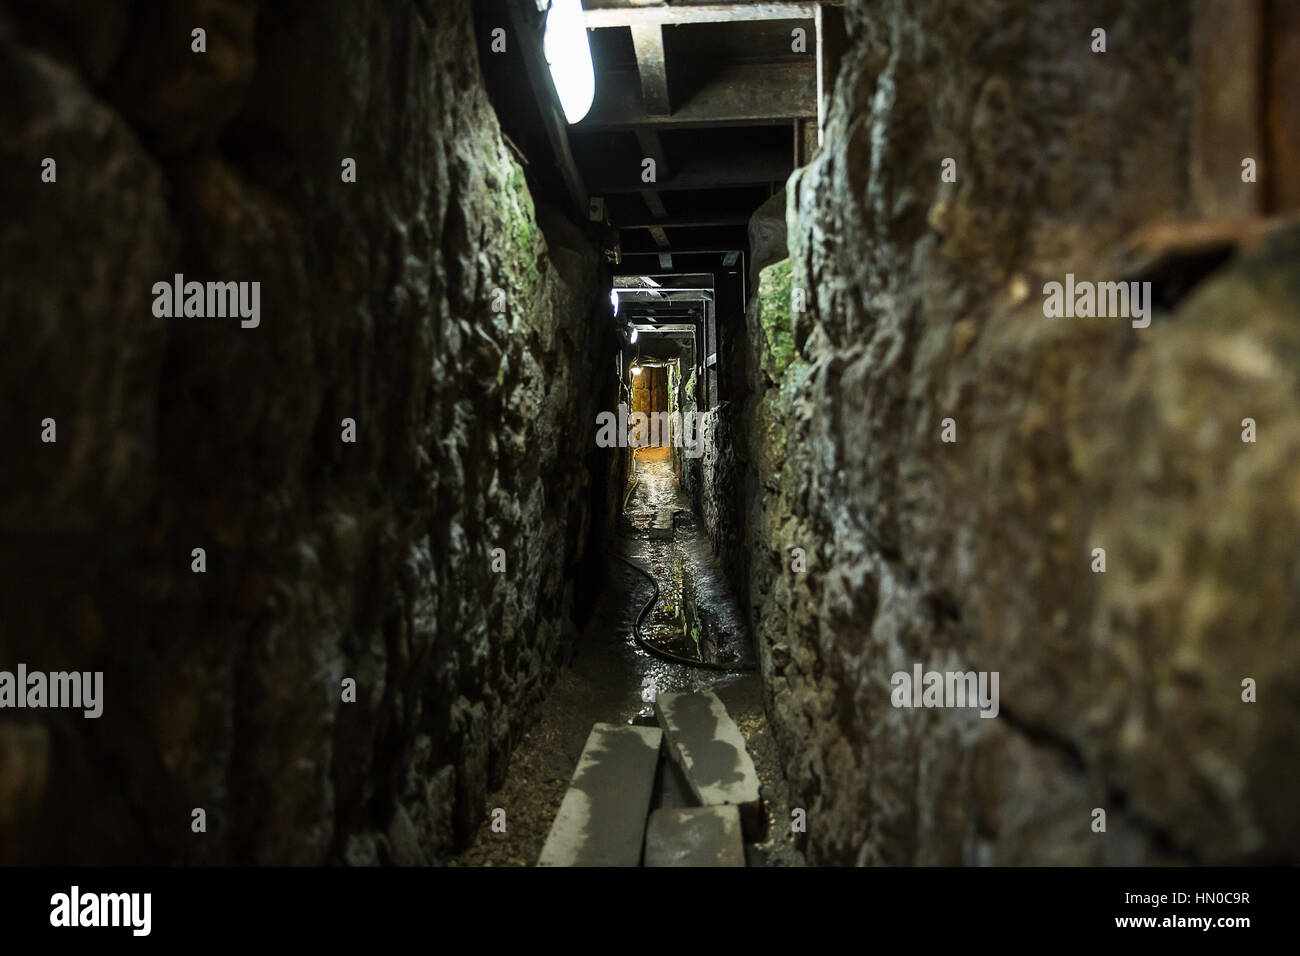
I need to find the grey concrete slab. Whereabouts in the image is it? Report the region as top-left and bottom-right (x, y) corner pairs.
(644, 806), (746, 867)
(653, 746), (697, 810)
(654, 691), (762, 838)
(537, 722), (663, 867)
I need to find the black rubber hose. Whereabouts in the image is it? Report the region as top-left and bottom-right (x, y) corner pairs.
(606, 546), (757, 673)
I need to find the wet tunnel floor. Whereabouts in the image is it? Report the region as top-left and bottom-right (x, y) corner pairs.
(452, 459), (803, 866)
(622, 458), (757, 670)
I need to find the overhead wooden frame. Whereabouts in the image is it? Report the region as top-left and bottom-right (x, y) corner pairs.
(581, 2), (823, 28)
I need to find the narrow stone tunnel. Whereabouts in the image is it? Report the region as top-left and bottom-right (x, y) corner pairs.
(1, 0), (1298, 873)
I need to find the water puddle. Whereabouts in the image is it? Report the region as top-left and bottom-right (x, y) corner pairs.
(622, 461), (752, 669)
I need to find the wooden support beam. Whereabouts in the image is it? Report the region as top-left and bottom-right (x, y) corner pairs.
(619, 215), (750, 229)
(658, 252), (674, 270)
(647, 226), (671, 247)
(630, 23), (671, 115)
(610, 258), (723, 276)
(508, 0), (587, 215)
(588, 148), (791, 192)
(815, 3), (850, 145)
(578, 61), (815, 130)
(618, 289), (712, 298)
(793, 118), (818, 166)
(635, 130), (673, 235)
(636, 129), (672, 179)
(622, 248), (740, 257)
(582, 3), (823, 28)
(1267, 0), (1300, 212)
(1191, 0), (1264, 218)
(620, 221), (747, 254)
(640, 189), (668, 216)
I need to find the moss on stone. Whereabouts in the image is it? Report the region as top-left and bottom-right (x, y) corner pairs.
(745, 260), (812, 519)
(498, 154), (543, 300)
(756, 259), (797, 379)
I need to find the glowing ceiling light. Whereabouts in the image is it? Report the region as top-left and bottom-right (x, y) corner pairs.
(630, 328), (638, 343)
(610, 289), (619, 315)
(543, 0), (595, 124)
(631, 365), (642, 375)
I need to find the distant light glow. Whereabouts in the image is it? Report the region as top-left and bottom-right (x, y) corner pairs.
(630, 328), (638, 343)
(631, 365), (642, 375)
(610, 289), (619, 315)
(544, 0), (595, 124)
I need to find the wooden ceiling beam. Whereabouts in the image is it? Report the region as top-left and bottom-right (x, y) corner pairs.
(582, 2), (823, 28)
(618, 215), (750, 229)
(578, 61), (815, 129)
(629, 23), (671, 115)
(588, 148), (790, 192)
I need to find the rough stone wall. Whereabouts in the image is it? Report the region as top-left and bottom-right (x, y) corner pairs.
(746, 0), (1300, 864)
(690, 405), (739, 557)
(0, 0), (609, 864)
(690, 191), (787, 597)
